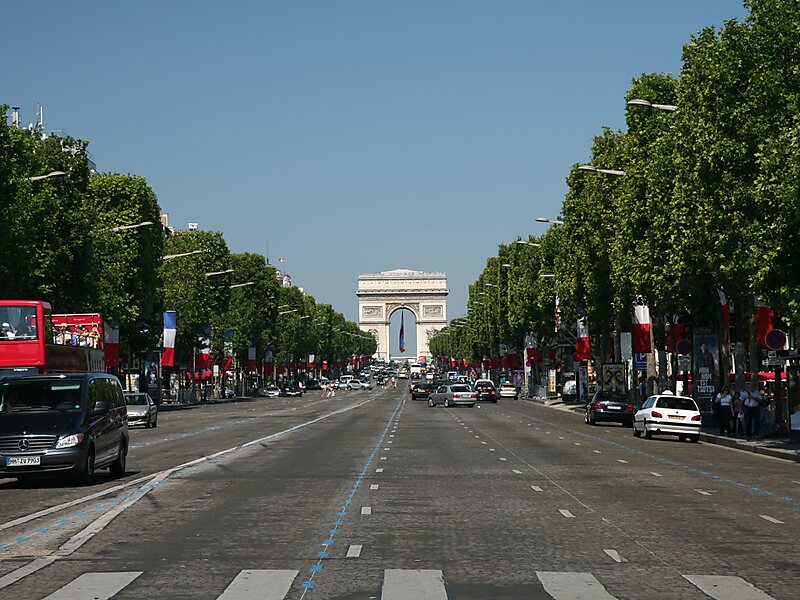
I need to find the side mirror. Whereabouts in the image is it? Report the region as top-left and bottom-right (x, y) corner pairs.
(92, 400), (110, 417)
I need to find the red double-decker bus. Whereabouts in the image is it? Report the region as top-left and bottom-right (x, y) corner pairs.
(0, 300), (105, 378)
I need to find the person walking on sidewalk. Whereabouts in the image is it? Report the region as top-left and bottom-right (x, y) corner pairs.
(731, 391), (744, 437)
(758, 388), (774, 439)
(715, 386), (733, 436)
(741, 383), (761, 440)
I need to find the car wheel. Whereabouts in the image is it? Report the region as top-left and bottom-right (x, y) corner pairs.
(444, 398), (450, 408)
(589, 412), (597, 426)
(152, 416), (158, 428)
(77, 446), (96, 485)
(428, 398), (435, 407)
(643, 420), (653, 439)
(109, 442), (127, 477)
(633, 423), (641, 437)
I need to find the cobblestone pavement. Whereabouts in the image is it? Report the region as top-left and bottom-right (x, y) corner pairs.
(1, 388), (797, 599)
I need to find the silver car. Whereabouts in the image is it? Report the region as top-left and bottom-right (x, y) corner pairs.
(427, 384), (476, 408)
(124, 392), (158, 428)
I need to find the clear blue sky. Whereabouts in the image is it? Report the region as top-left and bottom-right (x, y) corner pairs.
(5, 1), (748, 349)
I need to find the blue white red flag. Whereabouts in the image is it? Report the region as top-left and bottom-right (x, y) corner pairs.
(399, 312), (405, 353)
(162, 311), (177, 367)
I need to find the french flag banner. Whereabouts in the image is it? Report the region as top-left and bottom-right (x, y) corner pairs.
(104, 325), (120, 367)
(632, 304), (652, 353)
(754, 299), (774, 348)
(575, 317), (591, 361)
(197, 337), (211, 370)
(162, 311), (177, 367)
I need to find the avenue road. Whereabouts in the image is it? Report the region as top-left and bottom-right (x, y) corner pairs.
(0, 386), (798, 599)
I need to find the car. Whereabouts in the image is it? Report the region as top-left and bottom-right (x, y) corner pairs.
(281, 384), (304, 397)
(0, 373), (129, 483)
(224, 387), (235, 399)
(473, 379), (498, 403)
(124, 392), (158, 428)
(257, 386), (280, 398)
(305, 379), (323, 390)
(346, 379), (365, 390)
(360, 378), (373, 390)
(398, 372), (408, 379)
(633, 394), (701, 442)
(410, 382), (433, 400)
(338, 375), (354, 390)
(498, 382), (519, 400)
(427, 384), (476, 408)
(584, 390), (634, 426)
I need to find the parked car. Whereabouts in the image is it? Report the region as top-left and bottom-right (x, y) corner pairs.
(224, 387), (235, 399)
(473, 379), (497, 403)
(257, 386), (280, 398)
(633, 394), (701, 442)
(428, 384), (477, 408)
(410, 382), (433, 400)
(0, 373), (129, 483)
(584, 390), (634, 426)
(124, 392), (158, 428)
(498, 382), (519, 400)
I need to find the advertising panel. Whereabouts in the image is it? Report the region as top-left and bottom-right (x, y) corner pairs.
(693, 326), (719, 413)
(601, 363), (626, 394)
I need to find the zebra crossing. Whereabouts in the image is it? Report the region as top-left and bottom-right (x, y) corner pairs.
(34, 568), (781, 599)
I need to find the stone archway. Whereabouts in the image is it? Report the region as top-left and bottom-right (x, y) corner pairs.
(357, 269), (448, 361)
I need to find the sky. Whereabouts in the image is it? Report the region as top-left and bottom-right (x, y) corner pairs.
(5, 1), (749, 357)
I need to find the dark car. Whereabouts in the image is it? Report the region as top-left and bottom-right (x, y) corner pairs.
(473, 380), (498, 403)
(410, 382), (432, 400)
(281, 384), (304, 397)
(584, 390), (635, 427)
(0, 373), (129, 483)
(305, 379), (323, 390)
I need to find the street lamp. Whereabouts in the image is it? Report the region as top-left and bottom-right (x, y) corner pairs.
(279, 309), (298, 316)
(111, 221), (154, 233)
(515, 240), (541, 247)
(501, 263), (512, 268)
(206, 269), (234, 278)
(539, 273), (556, 278)
(229, 281), (255, 289)
(627, 99), (677, 112)
(534, 217), (564, 225)
(578, 165), (625, 177)
(162, 249), (207, 261)
(484, 283), (497, 288)
(27, 170), (66, 182)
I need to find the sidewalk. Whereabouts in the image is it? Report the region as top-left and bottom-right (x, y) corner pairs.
(525, 395), (800, 464)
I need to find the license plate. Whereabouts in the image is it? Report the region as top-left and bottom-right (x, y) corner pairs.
(5, 456), (41, 467)
(668, 415), (684, 420)
(606, 405), (621, 410)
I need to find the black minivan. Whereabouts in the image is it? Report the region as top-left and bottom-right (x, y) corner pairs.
(0, 373), (129, 483)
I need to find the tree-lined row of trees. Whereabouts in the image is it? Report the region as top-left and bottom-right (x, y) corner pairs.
(432, 0), (800, 389)
(0, 108), (375, 372)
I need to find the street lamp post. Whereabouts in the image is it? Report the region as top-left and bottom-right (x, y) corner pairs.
(162, 249), (207, 261)
(111, 221), (154, 233)
(627, 99), (677, 112)
(27, 170), (66, 182)
(578, 165), (626, 177)
(534, 217), (564, 225)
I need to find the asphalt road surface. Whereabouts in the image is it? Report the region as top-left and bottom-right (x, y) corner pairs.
(1, 386), (798, 599)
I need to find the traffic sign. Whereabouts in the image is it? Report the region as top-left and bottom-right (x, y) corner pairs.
(634, 353), (647, 370)
(676, 339), (692, 355)
(765, 329), (787, 351)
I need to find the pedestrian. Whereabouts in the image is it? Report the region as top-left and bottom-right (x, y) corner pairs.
(758, 388), (773, 439)
(740, 383), (761, 440)
(390, 376), (396, 389)
(715, 386), (732, 436)
(731, 391), (744, 437)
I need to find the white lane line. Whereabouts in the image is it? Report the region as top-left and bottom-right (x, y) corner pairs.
(574, 442), (581, 446)
(530, 485), (543, 492)
(380, 456), (387, 460)
(384, 447), (390, 451)
(346, 544), (363, 558)
(499, 457), (508, 462)
(617, 459), (628, 464)
(759, 515), (784, 524)
(43, 571), (143, 600)
(489, 448), (496, 452)
(559, 509), (575, 518)
(375, 468), (384, 473)
(593, 450), (602, 454)
(389, 434), (394, 438)
(382, 569), (447, 600)
(694, 489), (712, 496)
(512, 469), (523, 474)
(603, 549), (628, 563)
(558, 436), (565, 440)
(536, 571), (617, 599)
(361, 506), (372, 515)
(370, 484), (379, 490)
(474, 435), (480, 438)
(481, 441), (487, 445)
(217, 569), (299, 600)
(650, 472), (663, 477)
(683, 574), (777, 600)
(388, 441), (393, 444)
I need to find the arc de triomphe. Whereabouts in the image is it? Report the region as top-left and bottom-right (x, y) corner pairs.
(357, 269), (448, 361)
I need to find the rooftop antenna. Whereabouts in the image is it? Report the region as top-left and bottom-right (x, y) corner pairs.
(11, 107), (20, 128)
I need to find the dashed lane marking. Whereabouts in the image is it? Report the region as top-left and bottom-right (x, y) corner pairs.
(42, 571), (143, 600)
(694, 489), (712, 496)
(512, 469), (523, 474)
(531, 485), (543, 492)
(559, 509), (575, 518)
(650, 472), (663, 477)
(375, 468), (384, 473)
(603, 549), (628, 563)
(361, 507), (372, 515)
(370, 484), (379, 490)
(617, 459), (628, 464)
(759, 515), (784, 524)
(217, 570), (299, 600)
(683, 574), (777, 600)
(499, 457), (507, 461)
(346, 545), (363, 558)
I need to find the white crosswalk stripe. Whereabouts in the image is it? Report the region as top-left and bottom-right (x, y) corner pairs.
(382, 569), (448, 600)
(536, 571), (619, 599)
(217, 569), (299, 599)
(42, 572), (142, 600)
(683, 574), (777, 600)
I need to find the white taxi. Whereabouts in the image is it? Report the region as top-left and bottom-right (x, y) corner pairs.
(633, 394), (701, 443)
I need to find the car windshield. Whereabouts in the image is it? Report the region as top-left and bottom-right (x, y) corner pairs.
(475, 382), (495, 389)
(656, 397), (698, 411)
(0, 305), (39, 341)
(0, 380), (83, 412)
(594, 392), (628, 402)
(125, 394), (148, 406)
(451, 385), (472, 392)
